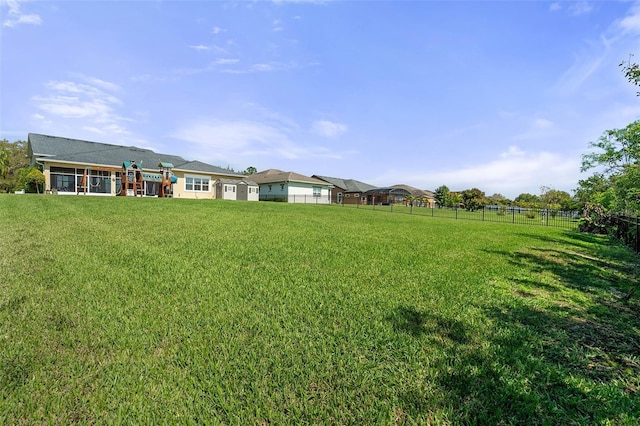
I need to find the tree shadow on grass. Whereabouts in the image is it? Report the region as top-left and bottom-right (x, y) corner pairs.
(388, 303), (640, 424)
(387, 305), (469, 344)
(382, 230), (640, 423)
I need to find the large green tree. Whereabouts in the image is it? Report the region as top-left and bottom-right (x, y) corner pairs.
(17, 167), (45, 193)
(0, 139), (29, 193)
(540, 186), (573, 211)
(580, 120), (640, 213)
(513, 193), (540, 207)
(460, 188), (488, 211)
(434, 185), (450, 208)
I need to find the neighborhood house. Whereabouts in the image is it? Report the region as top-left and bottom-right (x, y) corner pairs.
(28, 133), (244, 199)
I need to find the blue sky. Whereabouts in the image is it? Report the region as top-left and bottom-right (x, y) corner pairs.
(2, 0), (640, 198)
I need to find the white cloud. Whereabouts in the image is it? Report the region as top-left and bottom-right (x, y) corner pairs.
(371, 147), (582, 199)
(533, 118), (554, 129)
(616, 3), (640, 34)
(189, 44), (210, 51)
(252, 63), (273, 72)
(549, 3), (561, 12)
(215, 58), (240, 65)
(312, 120), (348, 138)
(568, 1), (593, 16)
(2, 0), (42, 28)
(171, 118), (346, 167)
(31, 76), (134, 140)
(212, 26), (224, 34)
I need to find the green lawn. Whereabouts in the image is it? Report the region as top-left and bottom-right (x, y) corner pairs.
(1, 195), (639, 424)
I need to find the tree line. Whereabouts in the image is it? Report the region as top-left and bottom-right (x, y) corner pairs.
(431, 185), (576, 212)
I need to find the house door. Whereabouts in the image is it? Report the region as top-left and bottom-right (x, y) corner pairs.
(337, 192), (343, 204)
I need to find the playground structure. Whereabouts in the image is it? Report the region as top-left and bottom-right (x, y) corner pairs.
(120, 161), (176, 197)
(76, 161), (176, 197)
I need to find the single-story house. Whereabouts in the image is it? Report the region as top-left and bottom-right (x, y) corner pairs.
(391, 184), (435, 207)
(312, 175), (377, 205)
(214, 178), (259, 201)
(27, 133), (244, 198)
(363, 187), (412, 205)
(250, 169), (332, 204)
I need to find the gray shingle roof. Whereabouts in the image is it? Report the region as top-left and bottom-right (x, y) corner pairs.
(313, 175), (377, 192)
(28, 133), (241, 177)
(250, 169), (331, 186)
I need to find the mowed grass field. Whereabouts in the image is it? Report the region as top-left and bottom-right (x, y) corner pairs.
(1, 195), (639, 424)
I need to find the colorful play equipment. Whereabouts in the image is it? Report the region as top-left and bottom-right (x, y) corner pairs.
(120, 161), (177, 197)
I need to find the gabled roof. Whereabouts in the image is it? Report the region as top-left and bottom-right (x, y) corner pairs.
(28, 133), (241, 177)
(250, 169), (331, 186)
(313, 175), (377, 192)
(215, 178), (258, 186)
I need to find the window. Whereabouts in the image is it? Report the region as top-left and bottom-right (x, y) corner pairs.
(280, 184), (285, 190)
(268, 185), (272, 192)
(354, 193), (360, 198)
(345, 194), (351, 198)
(185, 176), (210, 192)
(313, 187), (321, 198)
(50, 167), (81, 192)
(89, 170), (110, 194)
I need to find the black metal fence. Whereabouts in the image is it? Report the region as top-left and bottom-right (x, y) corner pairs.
(338, 203), (580, 230)
(608, 213), (640, 254)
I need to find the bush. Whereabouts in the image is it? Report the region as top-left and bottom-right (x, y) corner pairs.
(578, 203), (611, 234)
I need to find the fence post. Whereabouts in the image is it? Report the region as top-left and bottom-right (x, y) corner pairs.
(512, 207), (515, 224)
(482, 206), (485, 221)
(636, 215), (639, 253)
(455, 207), (458, 220)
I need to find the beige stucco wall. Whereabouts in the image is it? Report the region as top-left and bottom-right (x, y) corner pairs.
(41, 161), (244, 199)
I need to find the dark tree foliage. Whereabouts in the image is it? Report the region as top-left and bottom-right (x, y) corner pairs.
(434, 185), (450, 208)
(0, 139), (29, 193)
(460, 188), (488, 211)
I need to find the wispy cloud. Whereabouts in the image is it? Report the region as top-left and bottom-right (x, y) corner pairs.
(2, 0), (42, 28)
(171, 117), (346, 167)
(31, 76), (133, 138)
(312, 120), (348, 138)
(616, 3), (640, 34)
(189, 44), (210, 51)
(568, 1), (594, 16)
(372, 146), (581, 198)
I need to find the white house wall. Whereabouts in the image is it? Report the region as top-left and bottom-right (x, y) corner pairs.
(259, 182), (330, 204)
